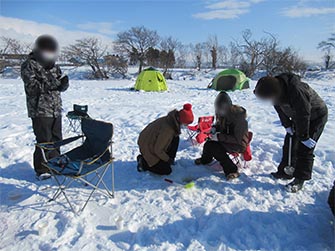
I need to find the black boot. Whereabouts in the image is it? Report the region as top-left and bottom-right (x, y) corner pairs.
(285, 178), (304, 193)
(271, 171), (293, 180)
(194, 158), (203, 165)
(137, 155), (147, 172)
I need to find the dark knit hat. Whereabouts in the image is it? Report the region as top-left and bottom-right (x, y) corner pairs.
(35, 35), (58, 52)
(179, 103), (194, 125)
(215, 91), (232, 109)
(254, 77), (281, 99)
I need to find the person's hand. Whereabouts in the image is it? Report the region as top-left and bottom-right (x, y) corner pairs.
(58, 74), (69, 91)
(209, 133), (219, 141)
(210, 126), (216, 135)
(285, 127), (294, 135)
(301, 138), (316, 149)
(59, 74), (69, 84)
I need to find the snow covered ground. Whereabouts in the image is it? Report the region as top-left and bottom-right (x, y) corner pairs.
(0, 69), (334, 251)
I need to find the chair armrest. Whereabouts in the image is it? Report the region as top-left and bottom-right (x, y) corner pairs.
(36, 135), (84, 150)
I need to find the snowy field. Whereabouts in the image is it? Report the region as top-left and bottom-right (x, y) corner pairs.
(0, 69), (334, 251)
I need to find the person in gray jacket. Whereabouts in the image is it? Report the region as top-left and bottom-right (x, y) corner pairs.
(21, 35), (69, 180)
(254, 73), (328, 192)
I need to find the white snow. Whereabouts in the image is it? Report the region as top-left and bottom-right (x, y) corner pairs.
(0, 69), (334, 251)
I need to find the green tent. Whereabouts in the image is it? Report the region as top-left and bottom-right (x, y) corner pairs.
(134, 68), (168, 92)
(208, 69), (249, 91)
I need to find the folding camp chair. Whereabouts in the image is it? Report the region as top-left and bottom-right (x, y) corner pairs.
(188, 116), (215, 144)
(36, 118), (115, 214)
(66, 104), (90, 134)
(229, 131), (253, 169)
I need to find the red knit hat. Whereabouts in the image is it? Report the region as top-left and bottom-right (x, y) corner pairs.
(179, 103), (194, 125)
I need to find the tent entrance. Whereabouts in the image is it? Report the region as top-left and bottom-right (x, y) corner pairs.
(216, 76), (237, 91)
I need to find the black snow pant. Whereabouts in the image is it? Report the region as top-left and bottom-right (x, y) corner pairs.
(142, 136), (179, 175)
(278, 112), (328, 180)
(32, 117), (62, 175)
(328, 181), (335, 216)
(200, 141), (238, 175)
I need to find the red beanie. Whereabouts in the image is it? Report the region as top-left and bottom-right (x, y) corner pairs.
(179, 103), (194, 125)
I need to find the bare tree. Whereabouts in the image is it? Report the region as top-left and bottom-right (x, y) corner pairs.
(146, 47), (160, 67)
(115, 26), (159, 73)
(0, 36), (31, 72)
(206, 35), (219, 69)
(261, 32), (281, 75)
(0, 36), (30, 55)
(103, 54), (128, 77)
(193, 43), (205, 71)
(217, 45), (228, 68)
(228, 42), (241, 68)
(318, 33), (335, 69)
(160, 36), (180, 53)
(265, 47), (306, 75)
(159, 36), (180, 76)
(159, 50), (175, 79)
(234, 29), (267, 77)
(175, 43), (190, 68)
(63, 37), (108, 79)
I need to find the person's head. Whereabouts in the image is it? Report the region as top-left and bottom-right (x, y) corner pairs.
(178, 103), (194, 126)
(254, 76), (282, 104)
(34, 35), (59, 63)
(215, 91), (232, 116)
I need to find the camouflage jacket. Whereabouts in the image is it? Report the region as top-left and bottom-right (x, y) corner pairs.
(21, 53), (67, 118)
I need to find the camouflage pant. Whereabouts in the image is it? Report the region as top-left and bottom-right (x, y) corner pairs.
(32, 117), (62, 174)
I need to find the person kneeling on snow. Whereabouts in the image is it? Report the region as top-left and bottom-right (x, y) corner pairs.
(137, 104), (194, 175)
(254, 74), (328, 193)
(195, 92), (249, 180)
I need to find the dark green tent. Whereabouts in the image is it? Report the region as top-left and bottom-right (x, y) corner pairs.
(208, 69), (249, 91)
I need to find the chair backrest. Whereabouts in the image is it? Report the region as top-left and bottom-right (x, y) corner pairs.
(198, 116), (215, 132)
(66, 118), (113, 161)
(74, 104), (88, 114)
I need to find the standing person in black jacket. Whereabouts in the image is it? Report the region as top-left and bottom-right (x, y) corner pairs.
(195, 92), (249, 180)
(21, 35), (69, 180)
(254, 73), (328, 192)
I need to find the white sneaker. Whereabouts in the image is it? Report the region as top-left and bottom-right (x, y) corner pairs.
(36, 173), (52, 181)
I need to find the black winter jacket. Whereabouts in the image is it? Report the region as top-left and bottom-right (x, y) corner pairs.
(274, 73), (327, 140)
(215, 105), (249, 153)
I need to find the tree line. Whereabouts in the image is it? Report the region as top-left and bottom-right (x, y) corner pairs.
(1, 27), (334, 79)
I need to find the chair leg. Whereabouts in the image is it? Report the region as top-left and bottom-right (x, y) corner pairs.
(187, 130), (197, 146)
(111, 161), (115, 198)
(78, 164), (113, 212)
(45, 161), (114, 214)
(49, 173), (77, 214)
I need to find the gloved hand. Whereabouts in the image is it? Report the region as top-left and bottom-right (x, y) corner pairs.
(209, 133), (219, 141)
(285, 127), (294, 135)
(210, 126), (216, 135)
(301, 138), (316, 149)
(58, 74), (69, 92)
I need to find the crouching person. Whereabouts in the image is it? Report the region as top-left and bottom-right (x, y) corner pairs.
(254, 74), (328, 192)
(195, 92), (249, 180)
(137, 104), (194, 175)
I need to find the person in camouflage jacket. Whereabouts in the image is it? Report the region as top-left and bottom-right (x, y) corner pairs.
(21, 35), (69, 179)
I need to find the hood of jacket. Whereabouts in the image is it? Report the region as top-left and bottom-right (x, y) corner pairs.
(166, 109), (181, 135)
